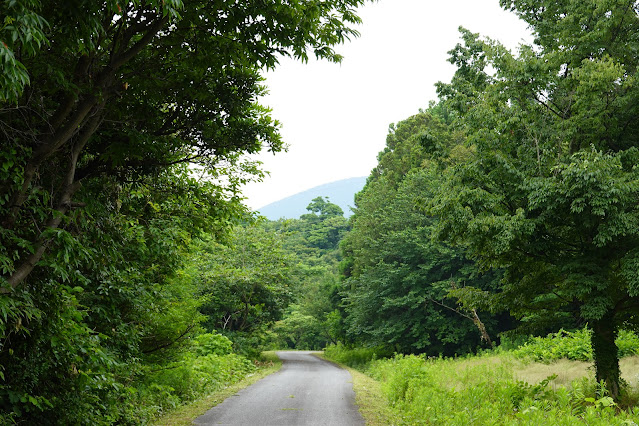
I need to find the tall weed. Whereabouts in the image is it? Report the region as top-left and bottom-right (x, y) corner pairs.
(117, 335), (256, 423)
(365, 354), (639, 425)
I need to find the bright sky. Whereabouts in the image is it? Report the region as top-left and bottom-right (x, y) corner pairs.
(241, 0), (532, 210)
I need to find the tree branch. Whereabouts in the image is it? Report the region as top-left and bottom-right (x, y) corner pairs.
(2, 109), (104, 291)
(141, 323), (196, 354)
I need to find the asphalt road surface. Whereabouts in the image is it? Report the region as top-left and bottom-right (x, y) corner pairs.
(193, 351), (365, 426)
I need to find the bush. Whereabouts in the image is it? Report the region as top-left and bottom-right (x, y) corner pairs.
(323, 344), (392, 368)
(512, 327), (639, 362)
(135, 352), (255, 421)
(146, 353), (255, 402)
(616, 330), (639, 358)
(224, 331), (267, 359)
(193, 333), (233, 356)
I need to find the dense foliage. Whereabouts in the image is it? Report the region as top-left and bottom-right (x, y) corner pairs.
(322, 0), (639, 403)
(132, 334), (256, 421)
(432, 0), (639, 398)
(188, 224), (294, 357)
(339, 110), (511, 355)
(513, 328), (639, 363)
(264, 197), (349, 350)
(0, 0), (369, 422)
(2, 0), (639, 421)
(325, 342), (639, 425)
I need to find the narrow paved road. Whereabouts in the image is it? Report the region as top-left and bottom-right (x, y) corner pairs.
(193, 351), (365, 426)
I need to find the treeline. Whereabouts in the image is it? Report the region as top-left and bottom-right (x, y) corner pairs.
(266, 114), (511, 355)
(262, 197), (350, 351)
(340, 110), (510, 355)
(357, 0), (639, 402)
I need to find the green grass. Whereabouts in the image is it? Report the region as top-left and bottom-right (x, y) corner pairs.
(324, 348), (639, 425)
(153, 351), (282, 425)
(381, 354), (639, 425)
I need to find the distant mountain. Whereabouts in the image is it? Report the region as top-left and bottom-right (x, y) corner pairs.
(255, 177), (367, 220)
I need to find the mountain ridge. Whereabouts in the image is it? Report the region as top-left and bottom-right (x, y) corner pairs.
(255, 176), (367, 220)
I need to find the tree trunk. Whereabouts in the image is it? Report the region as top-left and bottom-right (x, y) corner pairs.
(471, 308), (493, 348)
(1, 15), (168, 289)
(591, 314), (621, 400)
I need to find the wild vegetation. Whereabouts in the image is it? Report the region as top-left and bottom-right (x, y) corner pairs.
(0, 0), (368, 423)
(2, 0), (639, 424)
(432, 0), (639, 398)
(263, 196), (350, 351)
(318, 0), (639, 421)
(332, 0), (639, 406)
(324, 339), (639, 425)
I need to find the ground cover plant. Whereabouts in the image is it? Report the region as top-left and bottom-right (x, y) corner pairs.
(324, 330), (639, 426)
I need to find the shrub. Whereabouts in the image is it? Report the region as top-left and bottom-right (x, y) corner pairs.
(112, 333), (258, 423)
(323, 344), (392, 368)
(142, 353), (255, 404)
(194, 333), (233, 356)
(224, 331), (266, 359)
(513, 328), (639, 362)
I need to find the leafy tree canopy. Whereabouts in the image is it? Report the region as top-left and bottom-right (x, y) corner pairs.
(433, 0), (639, 398)
(341, 110), (507, 355)
(0, 0), (369, 291)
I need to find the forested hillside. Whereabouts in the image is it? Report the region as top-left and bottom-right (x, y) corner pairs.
(256, 176), (366, 220)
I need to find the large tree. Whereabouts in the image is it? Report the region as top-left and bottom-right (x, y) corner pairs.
(341, 110), (505, 354)
(434, 0), (639, 398)
(0, 0), (367, 291)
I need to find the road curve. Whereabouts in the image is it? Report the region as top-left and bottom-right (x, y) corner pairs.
(193, 351), (365, 426)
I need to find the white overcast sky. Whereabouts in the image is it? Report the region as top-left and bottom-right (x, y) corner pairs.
(241, 0), (532, 210)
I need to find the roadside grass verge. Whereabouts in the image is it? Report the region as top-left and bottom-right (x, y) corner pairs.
(324, 346), (639, 425)
(372, 353), (639, 424)
(153, 351), (282, 426)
